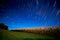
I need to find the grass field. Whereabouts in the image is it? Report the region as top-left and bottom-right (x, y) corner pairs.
(0, 30), (59, 40)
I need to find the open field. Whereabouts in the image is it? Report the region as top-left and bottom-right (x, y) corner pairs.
(0, 29), (58, 40)
(11, 27), (60, 37)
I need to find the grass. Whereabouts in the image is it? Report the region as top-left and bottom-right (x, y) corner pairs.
(0, 30), (58, 40)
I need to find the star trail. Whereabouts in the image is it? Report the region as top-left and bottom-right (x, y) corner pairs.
(0, 0), (60, 30)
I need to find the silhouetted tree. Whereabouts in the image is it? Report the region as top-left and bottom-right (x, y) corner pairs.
(0, 23), (8, 30)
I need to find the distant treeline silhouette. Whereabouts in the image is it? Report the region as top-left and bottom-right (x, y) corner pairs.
(11, 27), (60, 38)
(0, 23), (8, 30)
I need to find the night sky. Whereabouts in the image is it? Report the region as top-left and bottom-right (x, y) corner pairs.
(0, 0), (60, 30)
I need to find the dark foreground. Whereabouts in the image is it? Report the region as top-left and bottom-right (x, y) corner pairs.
(0, 30), (60, 40)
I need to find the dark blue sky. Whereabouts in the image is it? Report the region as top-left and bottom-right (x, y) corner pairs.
(0, 0), (60, 30)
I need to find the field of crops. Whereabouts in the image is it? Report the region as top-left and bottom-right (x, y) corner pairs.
(0, 30), (57, 40)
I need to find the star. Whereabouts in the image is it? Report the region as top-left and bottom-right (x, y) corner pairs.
(56, 10), (60, 16)
(44, 16), (47, 20)
(36, 0), (39, 6)
(6, 16), (9, 18)
(11, 22), (14, 24)
(53, 1), (56, 7)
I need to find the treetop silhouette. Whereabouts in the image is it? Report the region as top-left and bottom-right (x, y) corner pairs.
(0, 23), (8, 30)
